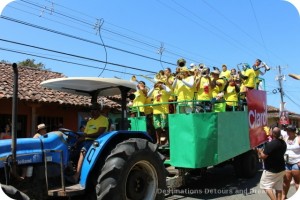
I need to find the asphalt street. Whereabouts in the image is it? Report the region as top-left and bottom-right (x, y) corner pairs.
(166, 165), (297, 200)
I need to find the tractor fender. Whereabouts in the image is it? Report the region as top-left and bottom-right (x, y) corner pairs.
(79, 130), (152, 188)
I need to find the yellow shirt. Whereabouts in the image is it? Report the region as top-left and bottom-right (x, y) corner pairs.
(166, 75), (175, 101)
(224, 85), (238, 106)
(144, 97), (153, 115)
(212, 79), (225, 98)
(242, 68), (256, 88)
(220, 70), (231, 80)
(175, 76), (195, 102)
(85, 115), (108, 140)
(132, 90), (146, 112)
(197, 77), (212, 101)
(151, 88), (170, 114)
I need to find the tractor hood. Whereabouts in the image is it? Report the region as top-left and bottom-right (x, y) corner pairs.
(0, 132), (68, 168)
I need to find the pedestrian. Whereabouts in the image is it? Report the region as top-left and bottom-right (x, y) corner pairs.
(282, 125), (300, 200)
(257, 126), (287, 200)
(0, 124), (11, 139)
(33, 123), (47, 138)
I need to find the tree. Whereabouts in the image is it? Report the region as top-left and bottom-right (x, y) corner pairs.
(18, 59), (46, 69)
(1, 60), (9, 64)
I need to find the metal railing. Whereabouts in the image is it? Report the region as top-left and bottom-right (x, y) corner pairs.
(43, 150), (65, 192)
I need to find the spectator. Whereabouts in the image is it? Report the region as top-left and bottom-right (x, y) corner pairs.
(0, 124), (11, 139)
(33, 124), (47, 138)
(282, 125), (300, 200)
(281, 124), (288, 140)
(22, 123), (48, 179)
(258, 126), (287, 200)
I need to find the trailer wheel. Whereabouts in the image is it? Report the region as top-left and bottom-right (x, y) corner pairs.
(96, 138), (166, 200)
(241, 150), (258, 178)
(233, 156), (243, 178)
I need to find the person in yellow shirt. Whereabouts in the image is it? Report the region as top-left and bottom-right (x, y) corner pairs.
(66, 103), (108, 183)
(131, 81), (147, 117)
(220, 64), (231, 80)
(164, 67), (176, 113)
(252, 59), (269, 90)
(172, 68), (195, 113)
(148, 80), (171, 145)
(238, 63), (256, 90)
(211, 69), (225, 100)
(224, 78), (240, 111)
(195, 68), (212, 112)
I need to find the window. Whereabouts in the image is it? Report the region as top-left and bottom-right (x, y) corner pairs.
(37, 116), (63, 132)
(0, 114), (27, 138)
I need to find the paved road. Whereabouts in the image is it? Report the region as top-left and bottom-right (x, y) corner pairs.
(166, 165), (297, 200)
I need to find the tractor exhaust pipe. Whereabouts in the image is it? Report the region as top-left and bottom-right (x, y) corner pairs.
(11, 63), (19, 178)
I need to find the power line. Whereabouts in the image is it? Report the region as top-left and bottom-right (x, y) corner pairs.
(0, 47), (145, 77)
(249, 0), (270, 63)
(0, 15), (176, 66)
(285, 92), (300, 109)
(16, 0), (216, 64)
(158, 0), (262, 59)
(9, 3), (172, 61)
(0, 38), (156, 73)
(202, 0), (287, 65)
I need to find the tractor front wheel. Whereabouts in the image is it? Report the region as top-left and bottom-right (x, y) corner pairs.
(96, 138), (166, 200)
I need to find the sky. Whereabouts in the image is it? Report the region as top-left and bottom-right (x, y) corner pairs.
(0, 0), (300, 113)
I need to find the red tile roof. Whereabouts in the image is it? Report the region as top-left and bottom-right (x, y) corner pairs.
(0, 63), (121, 108)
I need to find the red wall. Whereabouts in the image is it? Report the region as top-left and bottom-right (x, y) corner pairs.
(0, 99), (83, 137)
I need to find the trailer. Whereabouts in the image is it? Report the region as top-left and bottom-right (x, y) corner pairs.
(0, 73), (268, 199)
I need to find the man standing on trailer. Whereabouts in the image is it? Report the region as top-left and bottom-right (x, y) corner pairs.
(258, 126), (287, 200)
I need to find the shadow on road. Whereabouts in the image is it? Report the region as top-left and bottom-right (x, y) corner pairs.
(167, 165), (263, 200)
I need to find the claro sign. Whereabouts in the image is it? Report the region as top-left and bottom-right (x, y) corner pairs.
(247, 90), (268, 148)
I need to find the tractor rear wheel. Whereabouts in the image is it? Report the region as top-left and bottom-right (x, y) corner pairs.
(96, 138), (166, 200)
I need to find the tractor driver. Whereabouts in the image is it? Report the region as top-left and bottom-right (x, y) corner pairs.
(66, 103), (108, 183)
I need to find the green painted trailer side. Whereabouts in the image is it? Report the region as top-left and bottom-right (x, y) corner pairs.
(129, 110), (251, 169)
(168, 111), (250, 168)
(129, 116), (147, 131)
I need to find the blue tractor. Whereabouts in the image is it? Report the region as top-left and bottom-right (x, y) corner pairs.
(0, 77), (167, 200)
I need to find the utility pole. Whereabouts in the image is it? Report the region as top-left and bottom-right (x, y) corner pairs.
(276, 65), (285, 111)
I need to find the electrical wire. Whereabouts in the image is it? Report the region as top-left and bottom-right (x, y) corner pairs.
(202, 0), (286, 65)
(158, 0), (262, 59)
(0, 47), (144, 77)
(17, 0), (216, 64)
(9, 3), (178, 64)
(96, 19), (108, 77)
(0, 38), (156, 73)
(0, 15), (176, 66)
(284, 92), (300, 109)
(249, 0), (270, 63)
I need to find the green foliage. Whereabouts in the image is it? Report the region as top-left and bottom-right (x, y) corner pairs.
(18, 59), (46, 69)
(1, 59), (9, 64)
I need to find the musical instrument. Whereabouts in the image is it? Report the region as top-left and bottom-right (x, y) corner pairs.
(261, 62), (270, 71)
(289, 74), (300, 80)
(154, 70), (167, 83)
(130, 75), (150, 92)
